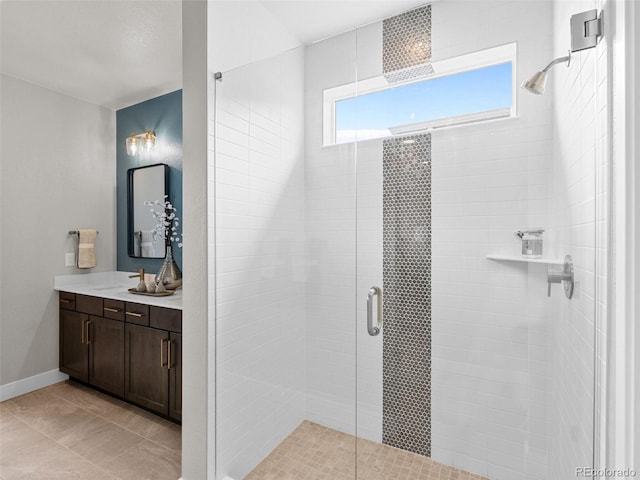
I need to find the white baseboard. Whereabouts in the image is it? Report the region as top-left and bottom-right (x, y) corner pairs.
(0, 369), (68, 402)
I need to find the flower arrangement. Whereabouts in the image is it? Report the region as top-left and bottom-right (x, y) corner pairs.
(144, 196), (183, 248)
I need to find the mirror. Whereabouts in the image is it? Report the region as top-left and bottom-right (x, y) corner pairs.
(127, 163), (169, 258)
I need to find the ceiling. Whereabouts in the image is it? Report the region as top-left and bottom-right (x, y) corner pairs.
(1, 1), (183, 111)
(0, 0), (428, 111)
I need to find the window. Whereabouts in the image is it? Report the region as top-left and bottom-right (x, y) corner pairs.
(323, 43), (517, 145)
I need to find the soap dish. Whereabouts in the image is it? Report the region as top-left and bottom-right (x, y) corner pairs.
(127, 288), (174, 297)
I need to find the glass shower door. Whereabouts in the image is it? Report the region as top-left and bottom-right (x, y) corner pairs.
(213, 38), (360, 479)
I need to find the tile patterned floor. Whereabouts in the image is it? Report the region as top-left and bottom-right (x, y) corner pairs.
(245, 420), (488, 480)
(0, 380), (181, 480)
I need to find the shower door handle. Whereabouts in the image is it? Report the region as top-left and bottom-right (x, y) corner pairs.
(367, 286), (382, 336)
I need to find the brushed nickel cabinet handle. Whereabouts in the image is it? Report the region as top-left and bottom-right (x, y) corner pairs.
(104, 307), (121, 313)
(60, 299), (72, 304)
(167, 340), (173, 370)
(85, 320), (92, 344)
(126, 311), (144, 318)
(160, 338), (168, 367)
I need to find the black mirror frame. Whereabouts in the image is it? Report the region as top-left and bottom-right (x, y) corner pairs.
(127, 163), (170, 258)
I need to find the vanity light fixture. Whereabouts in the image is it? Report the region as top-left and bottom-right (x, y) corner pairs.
(126, 131), (156, 156)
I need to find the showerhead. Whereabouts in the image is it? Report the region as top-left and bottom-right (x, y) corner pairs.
(521, 51), (571, 95)
(521, 71), (548, 95)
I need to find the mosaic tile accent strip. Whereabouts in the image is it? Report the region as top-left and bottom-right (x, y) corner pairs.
(382, 133), (432, 457)
(383, 5), (433, 83)
(384, 63), (435, 85)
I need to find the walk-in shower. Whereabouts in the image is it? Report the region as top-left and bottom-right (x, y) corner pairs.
(210, 1), (607, 479)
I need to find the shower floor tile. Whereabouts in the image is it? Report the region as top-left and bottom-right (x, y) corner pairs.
(245, 420), (487, 480)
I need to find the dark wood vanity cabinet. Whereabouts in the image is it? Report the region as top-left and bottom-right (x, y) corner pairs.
(169, 332), (182, 421)
(59, 294), (125, 397)
(59, 309), (89, 382)
(59, 292), (182, 422)
(123, 330), (183, 420)
(124, 323), (170, 414)
(89, 315), (125, 397)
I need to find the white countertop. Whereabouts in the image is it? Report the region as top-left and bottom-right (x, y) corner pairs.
(54, 271), (182, 310)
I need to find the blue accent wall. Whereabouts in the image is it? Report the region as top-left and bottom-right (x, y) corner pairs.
(116, 90), (182, 273)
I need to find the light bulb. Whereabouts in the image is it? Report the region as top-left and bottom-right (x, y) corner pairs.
(126, 136), (138, 156)
(144, 132), (156, 151)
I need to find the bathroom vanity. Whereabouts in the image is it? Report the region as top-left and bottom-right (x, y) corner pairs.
(55, 272), (182, 422)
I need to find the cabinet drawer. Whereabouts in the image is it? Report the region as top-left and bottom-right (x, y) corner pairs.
(76, 294), (103, 316)
(125, 302), (149, 326)
(150, 306), (182, 333)
(103, 299), (125, 321)
(59, 292), (76, 311)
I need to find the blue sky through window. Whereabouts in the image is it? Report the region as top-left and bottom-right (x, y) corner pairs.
(335, 62), (512, 143)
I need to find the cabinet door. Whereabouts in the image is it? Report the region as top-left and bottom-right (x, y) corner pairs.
(124, 324), (169, 415)
(169, 333), (182, 421)
(59, 310), (89, 382)
(89, 316), (125, 397)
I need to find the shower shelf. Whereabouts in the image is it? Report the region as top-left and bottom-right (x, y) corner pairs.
(486, 254), (564, 265)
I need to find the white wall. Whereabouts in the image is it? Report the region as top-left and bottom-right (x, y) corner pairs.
(182, 1), (210, 478)
(548, 0), (608, 478)
(0, 74), (116, 389)
(212, 48), (307, 480)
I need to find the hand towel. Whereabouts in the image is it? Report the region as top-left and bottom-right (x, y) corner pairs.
(133, 231), (141, 257)
(77, 229), (97, 269)
(140, 230), (155, 257)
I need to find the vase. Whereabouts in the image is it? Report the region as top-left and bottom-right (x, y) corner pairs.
(156, 245), (182, 290)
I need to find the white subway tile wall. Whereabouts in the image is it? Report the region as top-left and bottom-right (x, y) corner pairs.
(304, 28), (358, 436)
(548, 0), (608, 477)
(430, 3), (555, 478)
(213, 48), (307, 480)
